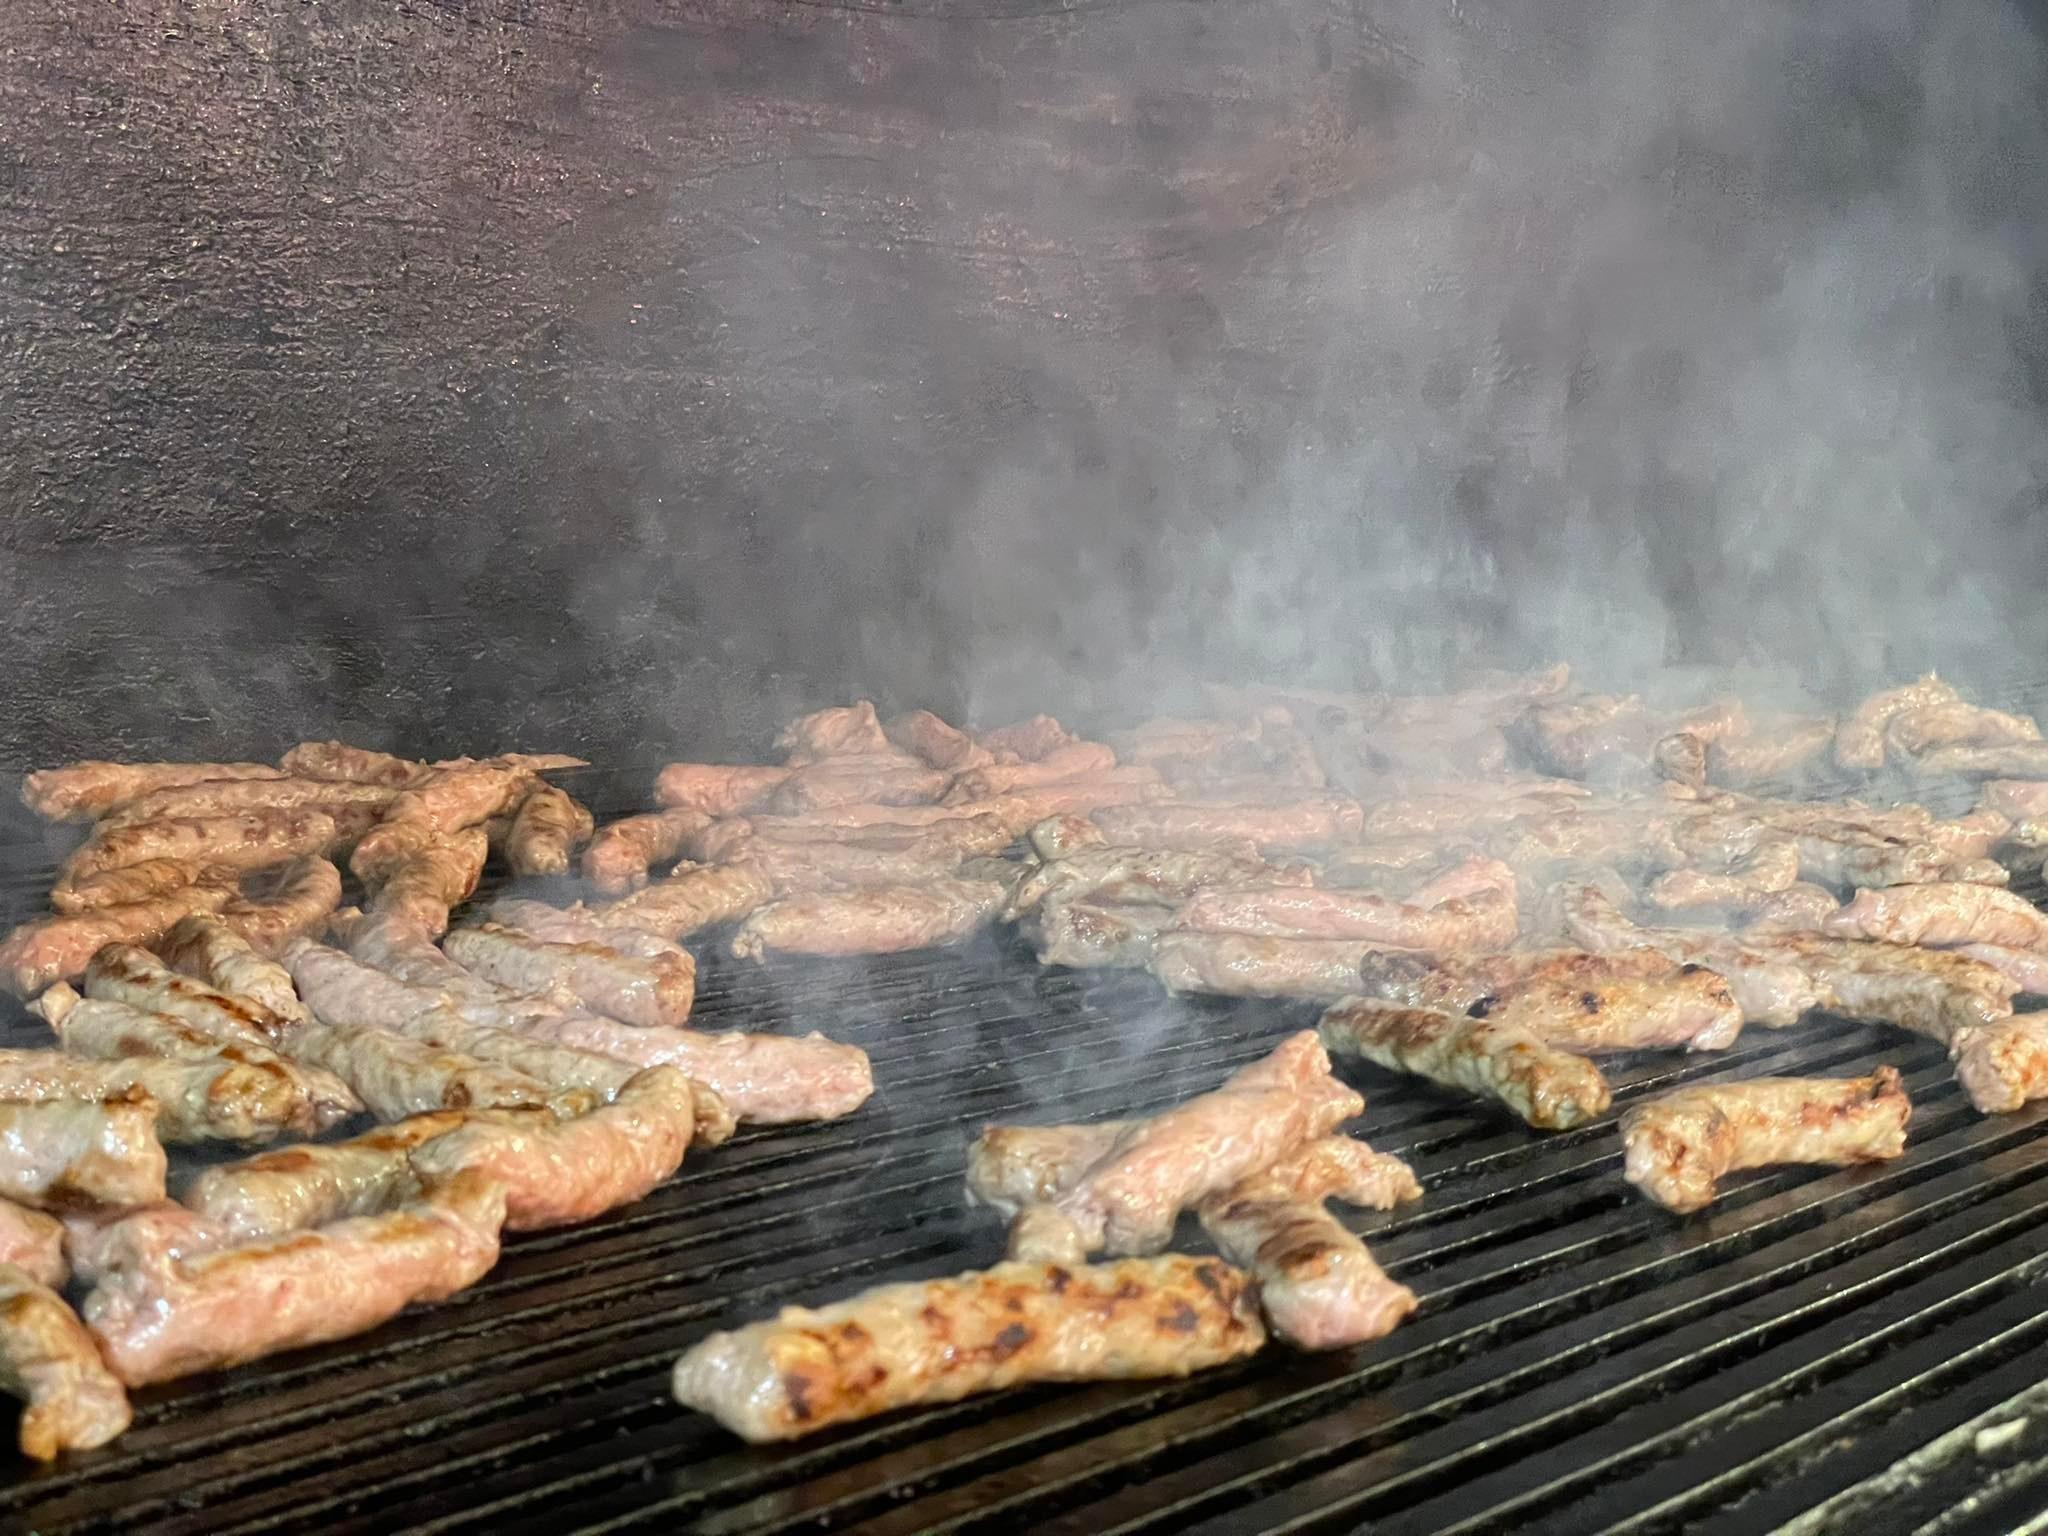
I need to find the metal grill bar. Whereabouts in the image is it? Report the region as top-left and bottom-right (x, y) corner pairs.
(0, 838), (2045, 1532)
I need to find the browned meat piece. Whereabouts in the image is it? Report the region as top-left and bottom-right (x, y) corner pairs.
(966, 1121), (1127, 1216)
(0, 886), (232, 997)
(366, 828), (488, 938)
(1907, 742), (2048, 780)
(1320, 997), (1612, 1130)
(673, 1253), (1263, 1442)
(0, 1094), (166, 1210)
(184, 1113), (466, 1242)
(21, 761), (283, 823)
(591, 861), (776, 939)
(1742, 884), (1845, 934)
(1980, 779), (2048, 842)
(775, 700), (892, 763)
(280, 741), (432, 787)
(479, 899), (692, 962)
(504, 783), (595, 877)
(1945, 1014), (2048, 1113)
(731, 879), (1006, 961)
(62, 810), (339, 891)
(1822, 883), (2048, 952)
(735, 836), (978, 893)
(978, 715), (1079, 762)
(1151, 931), (1384, 1001)
(0, 1045), (324, 1146)
(99, 777), (400, 829)
(0, 1203), (65, 1289)
(1094, 797), (1364, 854)
(1175, 882), (1518, 952)
(1025, 898), (1175, 969)
(1007, 1033), (1361, 1259)
(411, 1066), (700, 1230)
(883, 709), (994, 771)
(350, 763), (534, 879)
(48, 857), (222, 915)
(1886, 700), (2039, 759)
(767, 762), (952, 814)
(1197, 1186), (1414, 1350)
(1009, 844), (1304, 917)
(0, 1264), (133, 1458)
(943, 743), (1120, 802)
(84, 1168), (505, 1387)
(215, 854), (344, 954)
(461, 751), (589, 775)
(582, 809), (716, 895)
(1027, 813), (1109, 860)
(280, 1017), (568, 1121)
(161, 914), (306, 1023)
(1834, 675), (1960, 770)
(59, 1202), (223, 1288)
(1702, 716), (1838, 788)
(653, 762), (793, 816)
(1621, 1067), (1910, 1212)
(442, 922), (695, 1027)
(1956, 944), (2048, 995)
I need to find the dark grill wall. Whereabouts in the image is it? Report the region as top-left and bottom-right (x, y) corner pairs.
(2, 0), (2045, 768)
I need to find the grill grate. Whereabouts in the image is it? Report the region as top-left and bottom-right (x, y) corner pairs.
(1, 815), (2047, 1532)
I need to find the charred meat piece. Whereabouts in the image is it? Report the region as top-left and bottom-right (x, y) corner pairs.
(162, 913), (308, 1023)
(1834, 675), (1961, 770)
(410, 1066), (701, 1230)
(0, 1202), (66, 1288)
(62, 809), (339, 887)
(84, 1169), (505, 1387)
(1320, 997), (1612, 1130)
(443, 922), (695, 1027)
(365, 828), (488, 939)
(767, 762), (952, 814)
(979, 715), (1079, 762)
(730, 879), (1006, 961)
(883, 710), (995, 771)
(1094, 797), (1364, 854)
(21, 762), (284, 823)
(1621, 1067), (1910, 1212)
(1025, 897), (1175, 970)
(671, 1254), (1264, 1443)
(582, 809), (716, 895)
(1007, 1033), (1362, 1260)
(183, 1112), (467, 1242)
(504, 783), (595, 878)
(776, 701), (892, 763)
(49, 858), (224, 915)
(0, 1264), (133, 1459)
(653, 763), (793, 816)
(591, 861), (776, 939)
(0, 1047), (324, 1146)
(1823, 883), (2048, 952)
(280, 741), (432, 787)
(0, 1095), (167, 1210)
(1008, 845), (1306, 918)
(1175, 882), (1518, 953)
(942, 743), (1120, 802)
(217, 855), (344, 954)
(1151, 931), (1387, 1001)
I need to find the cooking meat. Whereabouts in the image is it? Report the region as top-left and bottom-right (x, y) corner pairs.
(60, 1201), (224, 1287)
(671, 1253), (1264, 1443)
(1945, 1014), (2048, 1114)
(1886, 700), (2039, 759)
(365, 828), (488, 938)
(1979, 780), (2048, 841)
(737, 824), (1011, 892)
(21, 761), (284, 823)
(1737, 884), (1844, 934)
(49, 858), (224, 915)
(1094, 797), (1364, 854)
(1151, 931), (1386, 1001)
(1319, 997), (1612, 1130)
(1025, 897), (1175, 969)
(1703, 716), (1838, 788)
(1834, 675), (1961, 770)
(101, 777), (400, 829)
(1005, 1033), (1362, 1260)
(730, 878), (1006, 961)
(775, 700), (891, 763)
(979, 715), (1079, 762)
(1511, 695), (1747, 782)
(280, 741), (432, 787)
(1821, 882), (2048, 952)
(1008, 845), (1306, 918)
(161, 913), (308, 1023)
(1197, 1188), (1415, 1350)
(1955, 944), (2048, 995)
(590, 861), (776, 939)
(1620, 1067), (1910, 1213)
(1175, 882), (1518, 953)
(0, 1264), (133, 1459)
(1110, 717), (1259, 768)
(744, 802), (1002, 835)
(410, 1066), (701, 1230)
(479, 899), (692, 963)
(653, 763), (793, 816)
(1027, 814), (1109, 860)
(350, 763), (534, 879)
(582, 809), (716, 894)
(883, 709), (995, 771)
(0, 1094), (167, 1210)
(766, 762), (952, 814)
(504, 782), (595, 877)
(183, 1112), (467, 1242)
(84, 1168), (505, 1387)
(1907, 742), (2048, 780)
(0, 1202), (65, 1289)
(957, 772), (1167, 837)
(281, 1019), (570, 1121)
(0, 1047), (322, 1146)
(942, 743), (1120, 802)
(62, 809), (339, 888)
(215, 854), (344, 953)
(442, 922), (695, 1027)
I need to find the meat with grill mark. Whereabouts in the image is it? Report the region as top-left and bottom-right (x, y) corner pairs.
(442, 922), (695, 1028)
(1174, 881), (1518, 953)
(365, 829), (488, 939)
(183, 1113), (468, 1242)
(162, 913), (308, 1023)
(1152, 930), (1388, 1001)
(280, 741), (433, 788)
(21, 761), (284, 823)
(0, 1095), (167, 1211)
(504, 783), (595, 877)
(730, 879), (1007, 961)
(62, 809), (339, 887)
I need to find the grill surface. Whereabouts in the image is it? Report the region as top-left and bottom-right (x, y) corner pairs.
(2, 778), (2047, 1533)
